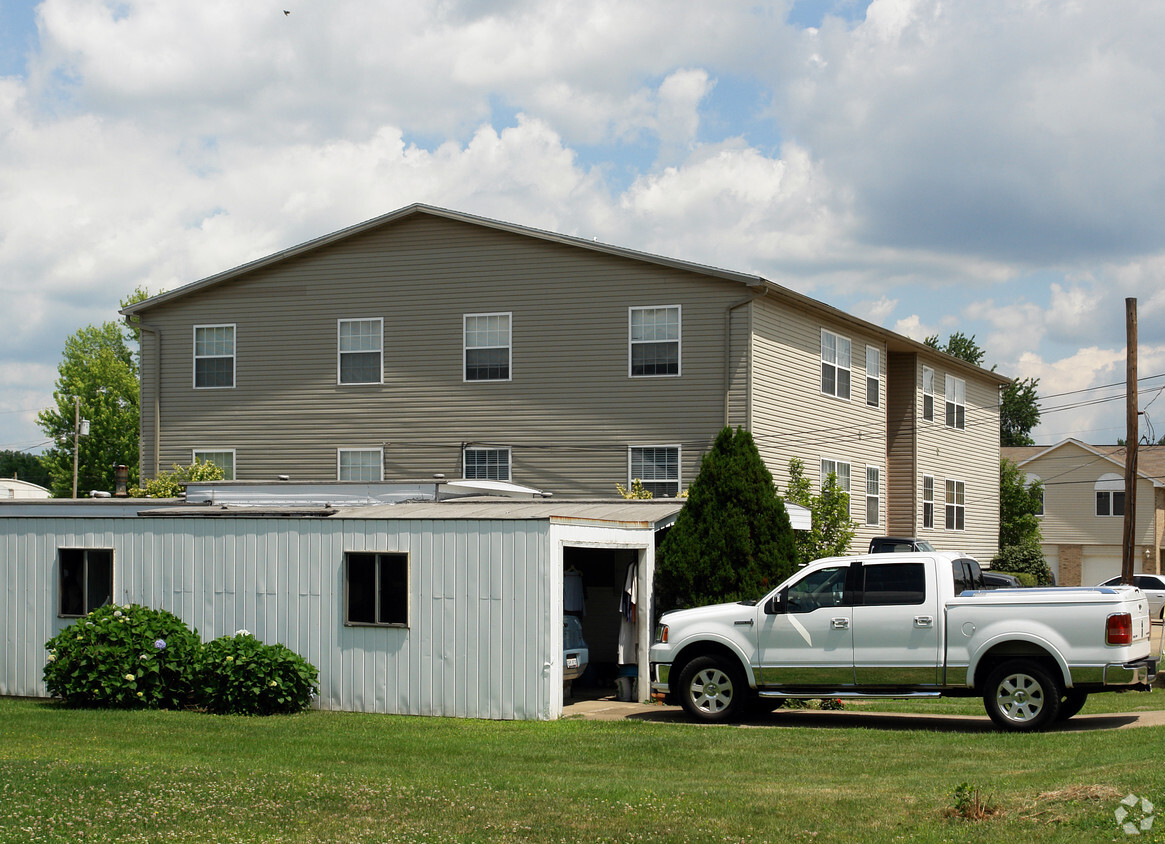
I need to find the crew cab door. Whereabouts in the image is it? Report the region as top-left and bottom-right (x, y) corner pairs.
(850, 558), (941, 685)
(755, 563), (855, 686)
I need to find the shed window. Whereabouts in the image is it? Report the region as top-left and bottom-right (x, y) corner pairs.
(194, 325), (235, 388)
(630, 306), (681, 376)
(59, 548), (112, 617)
(345, 552), (409, 626)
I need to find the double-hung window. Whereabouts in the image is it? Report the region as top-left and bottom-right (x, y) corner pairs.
(629, 446), (680, 497)
(821, 458), (852, 516)
(945, 479), (965, 530)
(629, 306), (680, 377)
(922, 366), (935, 422)
(59, 548), (113, 617)
(865, 346), (880, 408)
(194, 325), (235, 388)
(338, 448), (383, 481)
(345, 552), (408, 626)
(464, 313), (511, 381)
(463, 447), (511, 481)
(192, 449), (235, 480)
(865, 466), (880, 526)
(338, 318), (382, 384)
(820, 330), (851, 399)
(1095, 474), (1125, 516)
(922, 475), (935, 529)
(945, 375), (966, 430)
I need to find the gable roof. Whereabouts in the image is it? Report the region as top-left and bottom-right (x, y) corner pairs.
(121, 203), (1009, 385)
(1004, 438), (1165, 487)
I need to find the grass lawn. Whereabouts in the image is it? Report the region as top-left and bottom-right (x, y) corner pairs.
(2, 694), (1164, 843)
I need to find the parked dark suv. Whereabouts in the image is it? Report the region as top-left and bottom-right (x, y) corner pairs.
(867, 536), (936, 554)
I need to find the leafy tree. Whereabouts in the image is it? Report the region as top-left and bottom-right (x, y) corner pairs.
(654, 428), (797, 612)
(925, 332), (1042, 448)
(783, 458), (857, 564)
(0, 450), (50, 487)
(615, 478), (654, 499)
(130, 460), (226, 498)
(999, 458), (1043, 549)
(37, 321), (140, 497)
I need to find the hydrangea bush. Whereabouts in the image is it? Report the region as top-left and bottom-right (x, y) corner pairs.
(195, 631), (319, 715)
(43, 604), (201, 709)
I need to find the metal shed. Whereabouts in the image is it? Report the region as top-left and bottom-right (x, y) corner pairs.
(0, 493), (683, 720)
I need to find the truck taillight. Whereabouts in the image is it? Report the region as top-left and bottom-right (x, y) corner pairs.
(655, 624), (668, 644)
(1106, 612), (1133, 646)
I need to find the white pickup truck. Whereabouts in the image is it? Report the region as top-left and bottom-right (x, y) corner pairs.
(650, 552), (1157, 731)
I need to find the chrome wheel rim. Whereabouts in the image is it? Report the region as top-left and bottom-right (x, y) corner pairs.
(689, 667), (734, 714)
(994, 672), (1046, 723)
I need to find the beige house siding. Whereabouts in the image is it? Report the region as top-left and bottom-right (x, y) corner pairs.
(885, 352), (918, 536)
(750, 298), (889, 550)
(139, 213), (748, 496)
(913, 357), (1000, 561)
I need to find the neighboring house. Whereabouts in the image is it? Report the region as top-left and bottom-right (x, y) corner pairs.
(0, 478), (50, 499)
(0, 485), (683, 719)
(121, 204), (1009, 559)
(1003, 439), (1164, 586)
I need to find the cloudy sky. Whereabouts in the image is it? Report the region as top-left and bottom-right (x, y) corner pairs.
(3, 0), (1165, 454)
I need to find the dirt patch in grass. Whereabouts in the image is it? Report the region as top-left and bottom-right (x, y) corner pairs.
(1018, 784), (1125, 824)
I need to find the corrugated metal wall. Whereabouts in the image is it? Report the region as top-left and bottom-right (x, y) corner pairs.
(1, 515), (553, 720)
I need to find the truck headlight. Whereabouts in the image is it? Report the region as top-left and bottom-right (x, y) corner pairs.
(655, 624), (668, 644)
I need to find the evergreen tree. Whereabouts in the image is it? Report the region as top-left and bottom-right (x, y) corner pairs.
(654, 428), (796, 612)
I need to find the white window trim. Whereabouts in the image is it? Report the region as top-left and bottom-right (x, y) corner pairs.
(945, 478), (966, 531)
(820, 457), (852, 516)
(1095, 473), (1125, 517)
(337, 448), (384, 482)
(337, 318), (383, 386)
(820, 329), (852, 400)
(628, 444), (682, 497)
(865, 465), (880, 527)
(193, 324), (236, 390)
(463, 312), (513, 383)
(945, 374), (966, 430)
(922, 474), (935, 530)
(462, 446), (512, 481)
(865, 345), (880, 408)
(922, 366), (935, 422)
(628, 305), (682, 378)
(192, 449), (236, 480)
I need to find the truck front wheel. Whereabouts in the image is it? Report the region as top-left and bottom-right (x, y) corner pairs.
(983, 660), (1062, 732)
(676, 655), (747, 722)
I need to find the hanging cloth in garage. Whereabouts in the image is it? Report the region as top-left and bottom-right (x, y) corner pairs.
(617, 562), (637, 663)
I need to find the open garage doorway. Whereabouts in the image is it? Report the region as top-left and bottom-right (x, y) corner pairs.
(563, 545), (642, 700)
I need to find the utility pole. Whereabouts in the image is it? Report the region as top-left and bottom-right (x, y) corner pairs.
(1121, 298), (1138, 585)
(72, 396), (80, 499)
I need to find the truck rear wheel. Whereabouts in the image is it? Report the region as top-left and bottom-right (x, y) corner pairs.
(676, 655), (747, 722)
(1057, 689), (1088, 722)
(983, 660), (1062, 732)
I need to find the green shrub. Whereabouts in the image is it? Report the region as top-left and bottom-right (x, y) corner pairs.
(196, 632), (319, 715)
(991, 544), (1053, 585)
(43, 604), (201, 709)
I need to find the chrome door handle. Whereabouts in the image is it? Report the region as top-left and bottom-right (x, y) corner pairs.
(735, 619), (754, 626)
(914, 616), (934, 628)
(831, 617), (850, 630)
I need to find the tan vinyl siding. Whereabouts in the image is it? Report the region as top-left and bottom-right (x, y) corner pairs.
(914, 356), (1000, 560)
(139, 214), (745, 496)
(750, 298), (888, 552)
(885, 352), (918, 536)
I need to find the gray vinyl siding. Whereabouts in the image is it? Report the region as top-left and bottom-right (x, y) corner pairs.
(749, 298), (888, 552)
(138, 215), (746, 496)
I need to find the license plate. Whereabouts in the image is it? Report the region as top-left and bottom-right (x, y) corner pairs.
(566, 656), (578, 668)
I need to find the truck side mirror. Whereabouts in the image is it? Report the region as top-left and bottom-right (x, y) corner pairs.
(765, 589), (787, 615)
